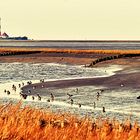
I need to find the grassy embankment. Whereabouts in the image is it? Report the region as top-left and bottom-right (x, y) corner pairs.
(0, 47), (140, 54)
(0, 103), (139, 140)
(0, 48), (140, 65)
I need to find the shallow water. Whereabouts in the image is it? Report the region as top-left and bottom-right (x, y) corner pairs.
(0, 63), (139, 122)
(0, 41), (140, 50)
(0, 63), (122, 83)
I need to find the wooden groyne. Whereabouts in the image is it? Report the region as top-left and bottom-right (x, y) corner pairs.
(0, 51), (41, 56)
(88, 53), (140, 67)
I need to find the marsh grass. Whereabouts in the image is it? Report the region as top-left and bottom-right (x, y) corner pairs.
(0, 47), (140, 54)
(0, 103), (139, 140)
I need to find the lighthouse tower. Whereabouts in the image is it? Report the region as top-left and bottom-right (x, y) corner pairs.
(0, 18), (1, 36)
(0, 18), (9, 38)
(0, 18), (27, 40)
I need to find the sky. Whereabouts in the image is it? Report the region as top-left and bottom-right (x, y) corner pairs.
(0, 0), (140, 40)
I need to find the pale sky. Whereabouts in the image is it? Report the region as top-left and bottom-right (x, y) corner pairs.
(0, 0), (140, 40)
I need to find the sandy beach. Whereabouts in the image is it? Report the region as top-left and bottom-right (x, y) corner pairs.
(22, 72), (140, 93)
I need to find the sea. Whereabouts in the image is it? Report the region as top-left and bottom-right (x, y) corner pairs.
(0, 40), (140, 50)
(0, 63), (139, 123)
(0, 40), (139, 122)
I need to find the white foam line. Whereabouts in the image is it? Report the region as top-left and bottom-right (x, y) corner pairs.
(20, 97), (138, 116)
(1, 64), (138, 117)
(1, 87), (140, 117)
(105, 109), (140, 117)
(43, 100), (140, 117)
(52, 101), (140, 116)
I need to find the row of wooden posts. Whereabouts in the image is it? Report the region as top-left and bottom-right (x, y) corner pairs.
(88, 53), (140, 67)
(0, 51), (41, 56)
(0, 51), (140, 66)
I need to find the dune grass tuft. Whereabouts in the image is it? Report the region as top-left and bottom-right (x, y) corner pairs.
(0, 103), (139, 140)
(0, 47), (140, 55)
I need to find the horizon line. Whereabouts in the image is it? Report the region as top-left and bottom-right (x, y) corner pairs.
(2, 39), (140, 42)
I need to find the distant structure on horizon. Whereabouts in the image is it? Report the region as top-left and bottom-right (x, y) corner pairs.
(0, 18), (28, 40)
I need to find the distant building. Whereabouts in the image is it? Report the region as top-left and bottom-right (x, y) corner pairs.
(0, 18), (28, 40)
(0, 32), (9, 38)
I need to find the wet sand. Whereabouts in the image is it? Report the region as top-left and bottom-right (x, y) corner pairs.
(0, 51), (140, 66)
(0, 51), (140, 91)
(21, 72), (140, 94)
(0, 52), (101, 65)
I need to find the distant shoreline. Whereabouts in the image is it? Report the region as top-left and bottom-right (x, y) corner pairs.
(1, 39), (140, 42)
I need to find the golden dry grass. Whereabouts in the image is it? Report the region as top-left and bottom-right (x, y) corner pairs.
(0, 47), (140, 54)
(0, 103), (139, 140)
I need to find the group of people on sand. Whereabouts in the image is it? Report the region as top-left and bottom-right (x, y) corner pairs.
(4, 82), (26, 95)
(67, 89), (82, 108)
(66, 88), (106, 112)
(4, 83), (23, 95)
(95, 89), (106, 113)
(96, 89), (104, 100)
(20, 91), (55, 102)
(19, 92), (41, 101)
(4, 89), (10, 95)
(4, 80), (106, 113)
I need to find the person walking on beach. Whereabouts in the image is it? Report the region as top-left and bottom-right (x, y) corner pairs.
(76, 88), (78, 93)
(37, 94), (41, 101)
(20, 93), (28, 99)
(40, 79), (44, 83)
(67, 93), (73, 99)
(78, 103), (81, 108)
(18, 84), (21, 88)
(97, 92), (100, 100)
(12, 84), (16, 92)
(103, 106), (106, 113)
(32, 96), (35, 100)
(22, 82), (24, 86)
(27, 81), (32, 85)
(70, 99), (74, 105)
(7, 90), (10, 95)
(50, 93), (54, 102)
(47, 99), (50, 102)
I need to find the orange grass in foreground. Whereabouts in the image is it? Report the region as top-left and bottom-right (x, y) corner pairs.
(0, 47), (140, 54)
(0, 103), (139, 140)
